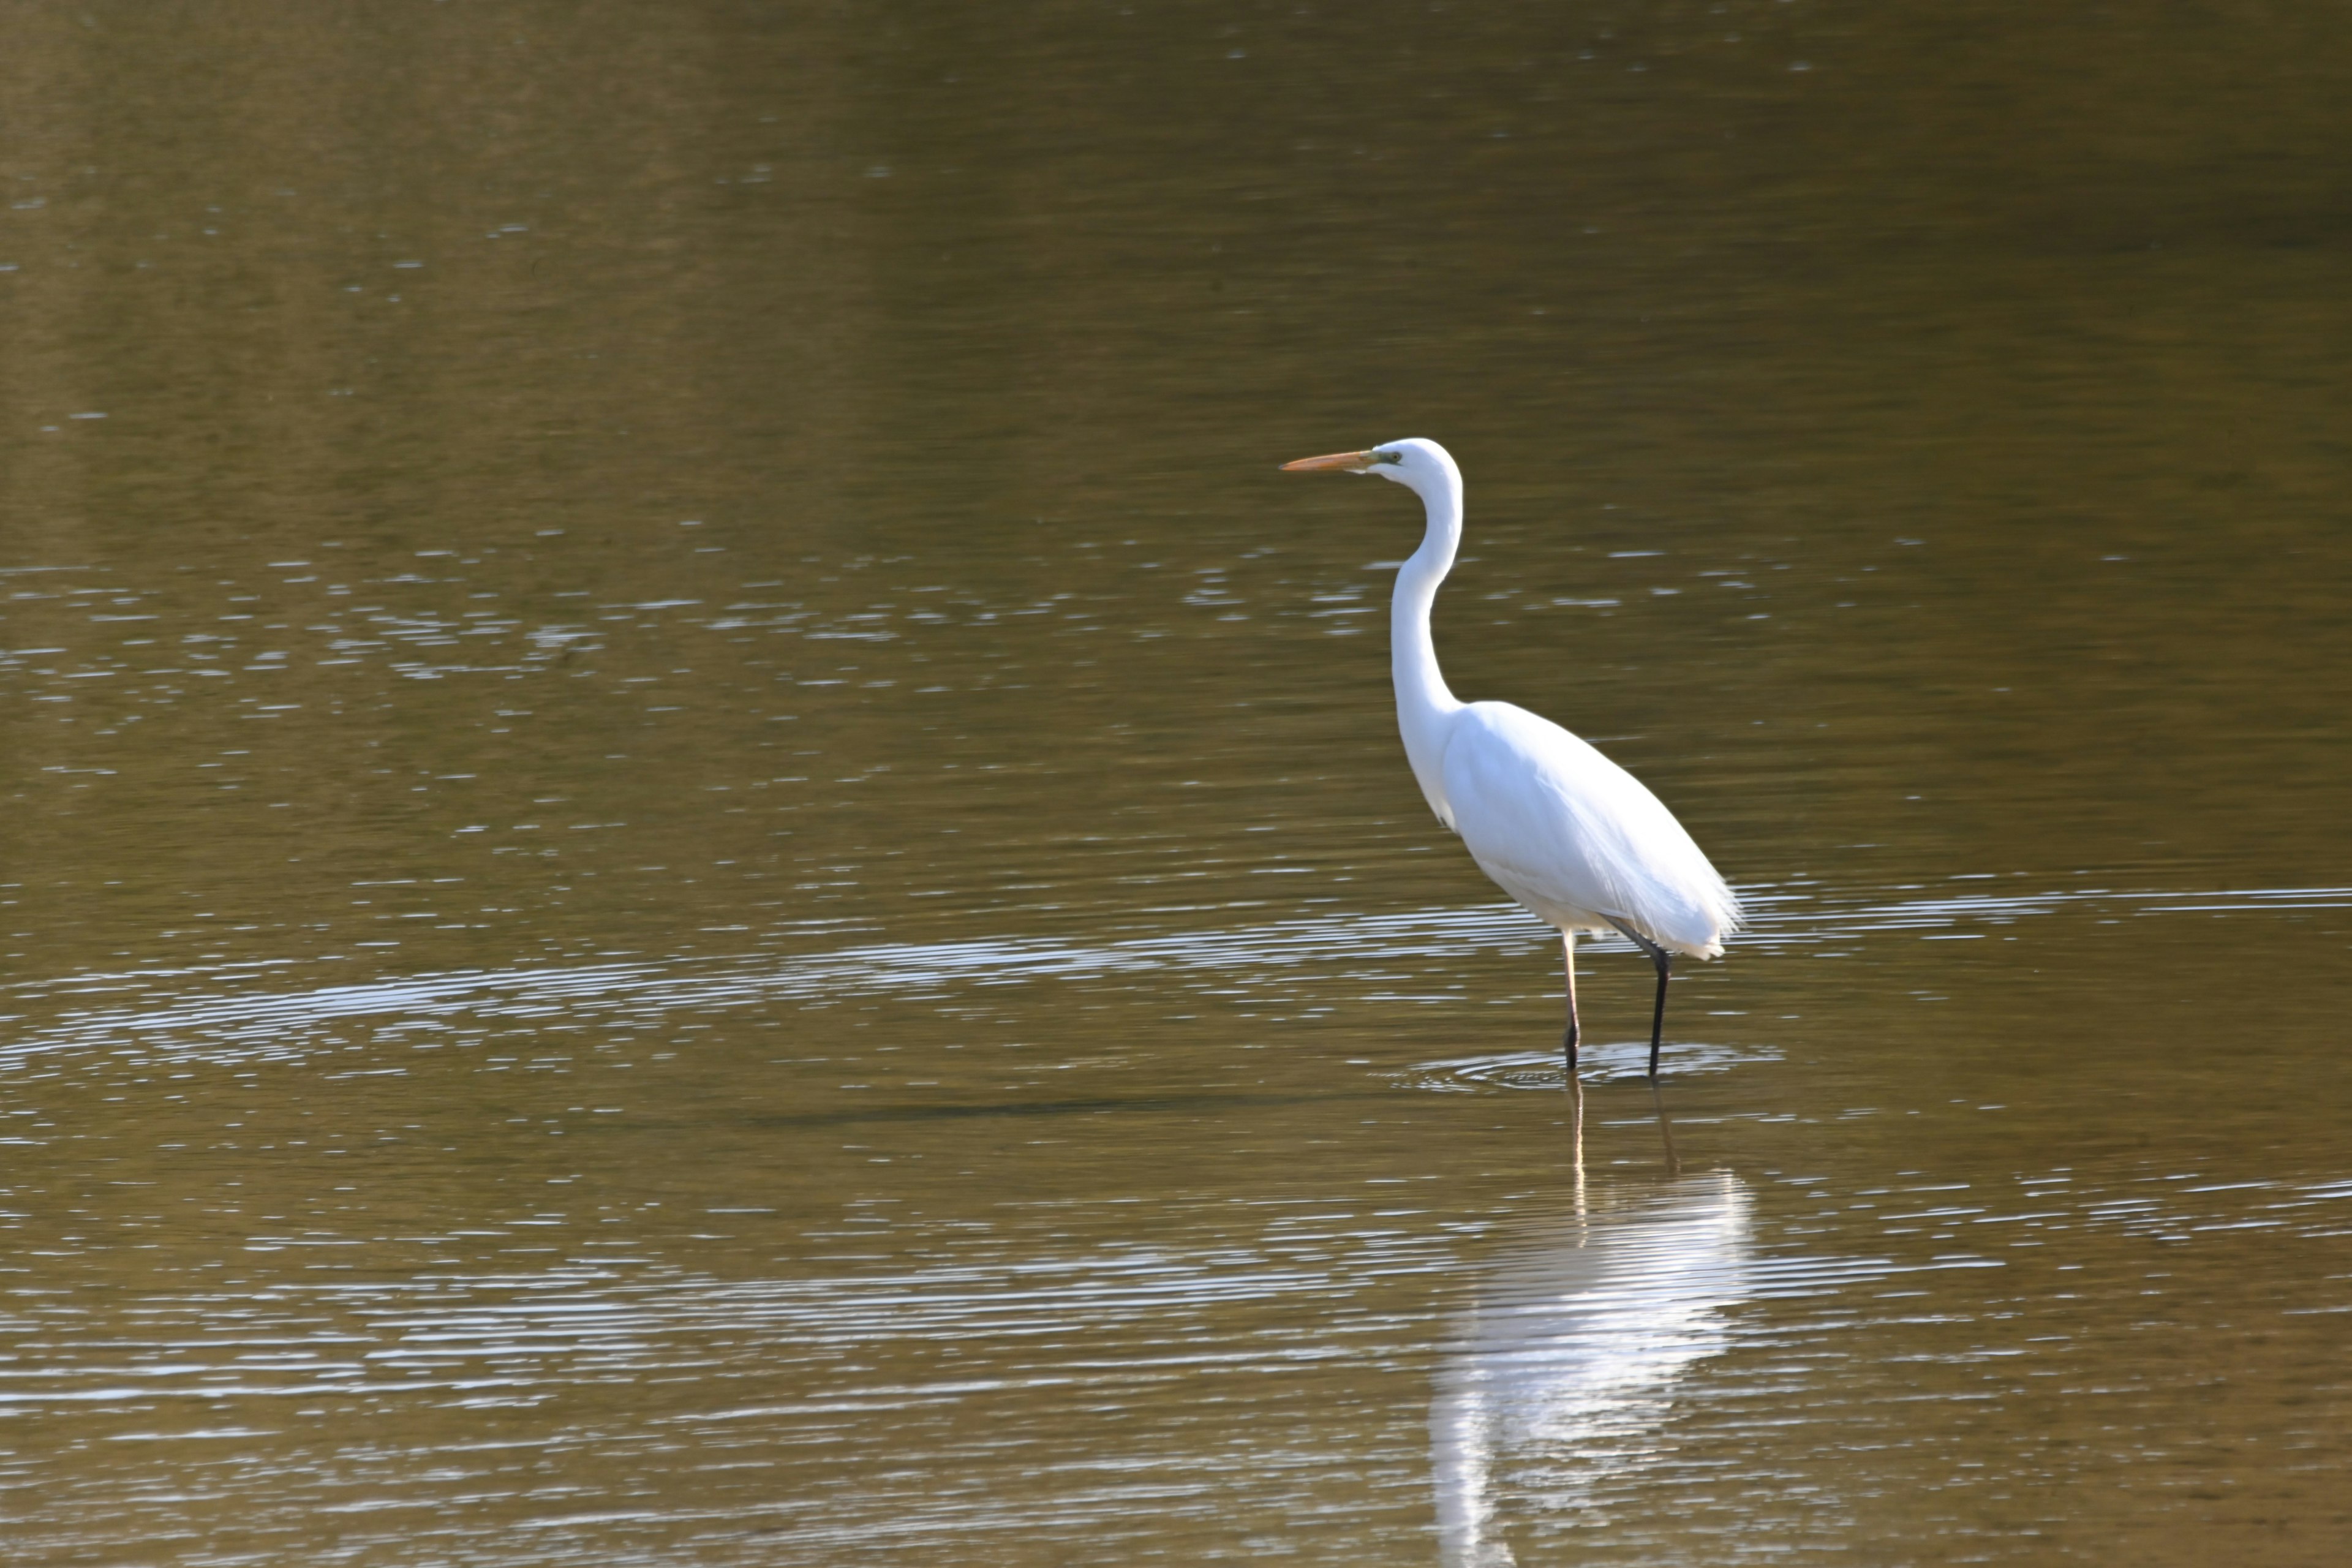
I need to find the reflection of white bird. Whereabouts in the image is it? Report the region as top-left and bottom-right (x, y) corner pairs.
(1429, 1171), (1753, 1567)
(1283, 440), (1739, 1077)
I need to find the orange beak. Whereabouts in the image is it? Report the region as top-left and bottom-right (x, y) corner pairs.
(1280, 449), (1376, 472)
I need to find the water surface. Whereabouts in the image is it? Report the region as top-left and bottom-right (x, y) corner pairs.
(2, 3), (2350, 1562)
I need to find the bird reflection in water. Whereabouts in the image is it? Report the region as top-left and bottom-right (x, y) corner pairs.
(1430, 1090), (1752, 1566)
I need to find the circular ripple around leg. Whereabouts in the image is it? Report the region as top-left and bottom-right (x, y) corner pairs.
(1397, 1039), (1775, 1093)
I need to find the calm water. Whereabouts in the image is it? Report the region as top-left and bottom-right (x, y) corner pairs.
(2, 3), (2350, 1562)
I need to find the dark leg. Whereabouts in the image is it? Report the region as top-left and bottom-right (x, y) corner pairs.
(1561, 932), (1580, 1078)
(1604, 917), (1676, 1079)
(1645, 951), (1673, 1079)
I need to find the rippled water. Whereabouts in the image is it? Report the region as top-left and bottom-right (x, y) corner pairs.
(1433, 1171), (1757, 1563)
(12, 878), (2341, 1074)
(4, 3), (2351, 1563)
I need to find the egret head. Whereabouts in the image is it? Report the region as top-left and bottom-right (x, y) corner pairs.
(1281, 437), (1457, 497)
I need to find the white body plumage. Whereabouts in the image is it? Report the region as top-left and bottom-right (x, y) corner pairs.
(1439, 700), (1738, 959)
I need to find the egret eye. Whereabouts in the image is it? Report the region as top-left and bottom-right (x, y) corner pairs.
(1373, 450), (1403, 466)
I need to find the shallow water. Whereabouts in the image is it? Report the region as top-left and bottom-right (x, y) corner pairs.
(3, 2), (2351, 1562)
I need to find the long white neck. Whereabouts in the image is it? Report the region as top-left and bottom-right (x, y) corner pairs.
(1390, 455), (1467, 825)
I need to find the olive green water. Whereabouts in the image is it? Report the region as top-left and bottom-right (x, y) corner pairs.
(3, 3), (2350, 1562)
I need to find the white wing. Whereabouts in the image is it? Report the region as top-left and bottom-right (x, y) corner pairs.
(1438, 701), (1739, 957)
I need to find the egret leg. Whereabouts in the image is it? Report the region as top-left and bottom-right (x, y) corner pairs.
(1645, 952), (1673, 1078)
(1604, 917), (1676, 1079)
(1561, 932), (1580, 1079)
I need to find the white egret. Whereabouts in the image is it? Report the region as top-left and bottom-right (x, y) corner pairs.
(1283, 439), (1739, 1078)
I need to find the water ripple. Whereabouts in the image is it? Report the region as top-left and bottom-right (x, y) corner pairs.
(1, 881), (2340, 1070)
(1403, 1040), (1776, 1092)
